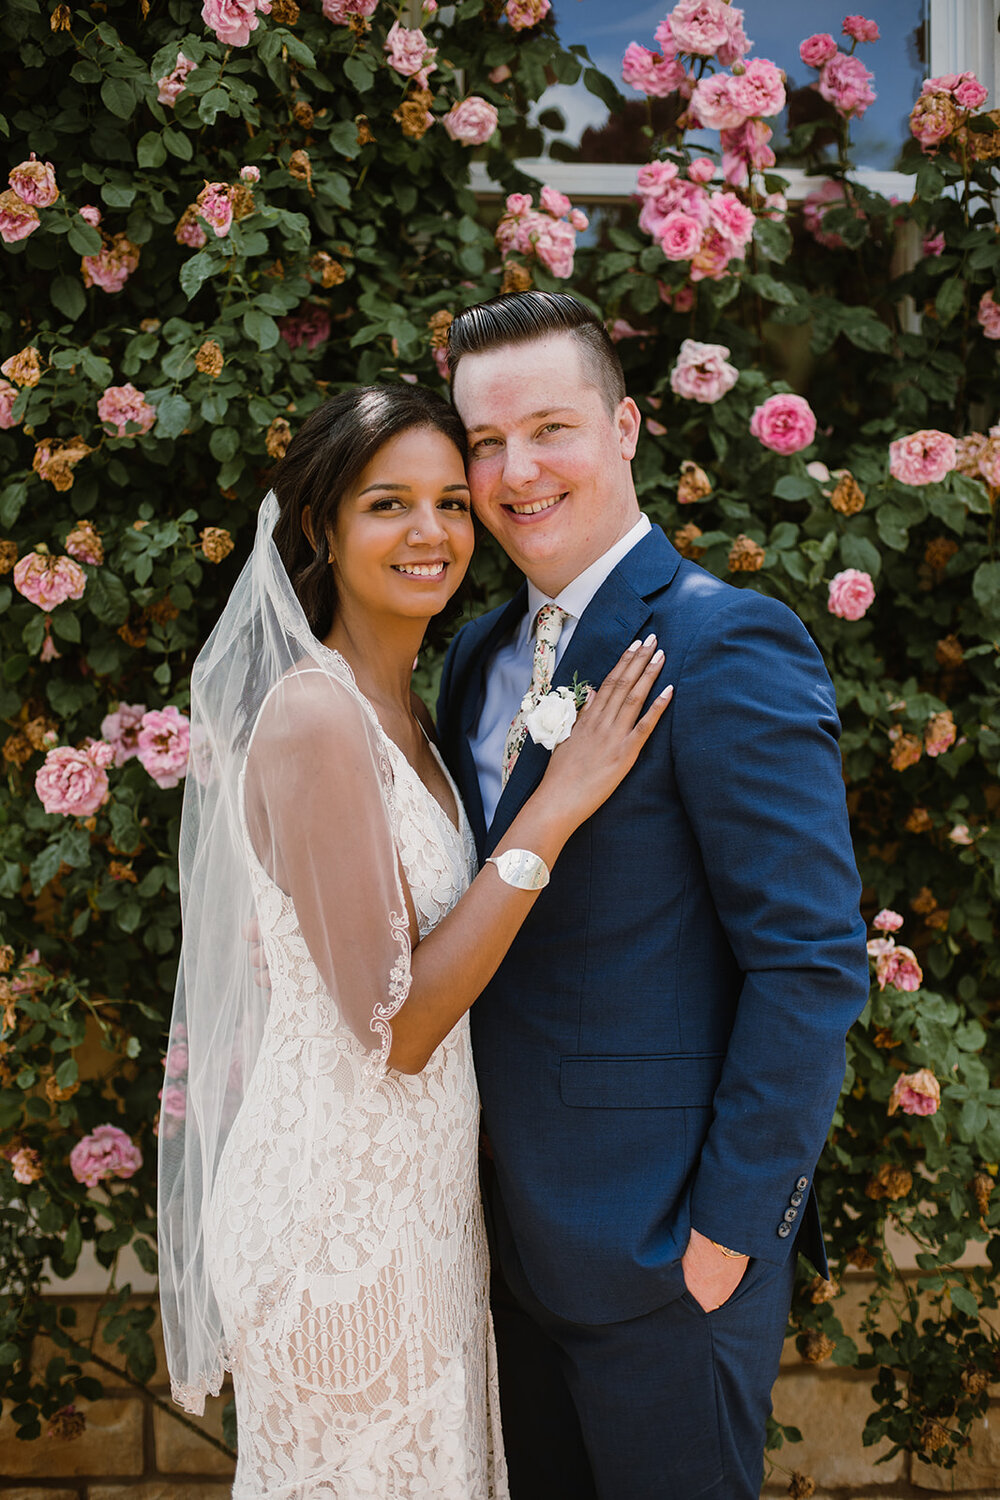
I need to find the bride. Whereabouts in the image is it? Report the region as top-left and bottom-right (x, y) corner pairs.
(158, 383), (671, 1498)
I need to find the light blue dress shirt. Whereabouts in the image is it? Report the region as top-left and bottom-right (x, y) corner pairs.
(470, 513), (652, 828)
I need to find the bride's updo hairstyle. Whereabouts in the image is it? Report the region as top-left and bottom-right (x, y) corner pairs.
(271, 384), (467, 638)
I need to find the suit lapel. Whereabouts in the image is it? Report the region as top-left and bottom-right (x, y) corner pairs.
(452, 585), (527, 858)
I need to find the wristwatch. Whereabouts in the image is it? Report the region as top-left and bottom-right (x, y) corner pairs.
(486, 848), (551, 891)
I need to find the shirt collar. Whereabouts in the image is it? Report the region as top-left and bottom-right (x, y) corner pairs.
(523, 513), (652, 637)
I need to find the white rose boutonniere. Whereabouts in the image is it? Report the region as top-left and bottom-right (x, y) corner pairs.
(522, 676), (591, 751)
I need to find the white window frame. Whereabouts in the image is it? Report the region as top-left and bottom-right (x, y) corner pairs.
(470, 0), (1000, 203)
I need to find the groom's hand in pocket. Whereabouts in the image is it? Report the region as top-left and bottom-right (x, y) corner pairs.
(682, 1226), (749, 1312)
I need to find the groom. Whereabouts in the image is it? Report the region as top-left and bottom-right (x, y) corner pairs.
(436, 292), (870, 1500)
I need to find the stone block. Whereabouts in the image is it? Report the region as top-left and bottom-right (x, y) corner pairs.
(910, 1406), (1000, 1489)
(90, 1485), (233, 1500)
(770, 1369), (904, 1487)
(0, 1490), (80, 1499)
(0, 1397), (143, 1478)
(152, 1400), (235, 1477)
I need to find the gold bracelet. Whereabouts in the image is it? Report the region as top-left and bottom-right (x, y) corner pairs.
(710, 1239), (747, 1259)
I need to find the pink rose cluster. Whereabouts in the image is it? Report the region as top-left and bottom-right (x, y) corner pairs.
(69, 1124), (142, 1188)
(802, 180), (865, 250)
(888, 429), (956, 487)
(384, 21), (437, 87)
(910, 73), (988, 153)
(0, 152), (59, 245)
(661, 0), (749, 64)
(799, 25), (876, 120)
(827, 568), (875, 622)
(36, 741), (114, 818)
(201, 0), (271, 47)
(635, 158), (755, 282)
(873, 908), (903, 933)
(137, 706), (191, 789)
(867, 911), (923, 994)
(669, 339), (738, 404)
(977, 291), (1000, 341)
(196, 182), (236, 239)
(81, 233), (140, 294)
(749, 392), (817, 455)
(157, 52), (195, 107)
(278, 303), (331, 351)
(888, 1068), (940, 1118)
(442, 97), (499, 147)
(504, 0), (550, 31)
(14, 551), (87, 610)
(495, 187), (588, 280)
(322, 0), (378, 21)
(158, 1030), (189, 1138)
(0, 378), (21, 431)
(97, 383), (157, 438)
(101, 703), (147, 767)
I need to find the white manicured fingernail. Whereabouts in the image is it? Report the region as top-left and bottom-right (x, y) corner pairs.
(643, 633), (656, 648)
(627, 639), (642, 651)
(659, 684), (674, 699)
(651, 649), (664, 665)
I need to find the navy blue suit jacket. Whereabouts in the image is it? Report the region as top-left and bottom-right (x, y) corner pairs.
(437, 526), (869, 1326)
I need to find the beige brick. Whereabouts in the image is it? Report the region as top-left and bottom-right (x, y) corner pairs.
(0, 1489), (81, 1499)
(910, 1407), (1000, 1490)
(770, 1369), (904, 1487)
(89, 1485), (233, 1500)
(0, 1398), (143, 1478)
(151, 1401), (235, 1477)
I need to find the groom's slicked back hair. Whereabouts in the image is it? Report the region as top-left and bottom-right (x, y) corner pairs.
(447, 291), (626, 414)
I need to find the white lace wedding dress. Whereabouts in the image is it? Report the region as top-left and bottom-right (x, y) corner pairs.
(204, 668), (508, 1499)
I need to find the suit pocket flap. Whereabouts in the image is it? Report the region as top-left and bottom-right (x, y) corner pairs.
(559, 1054), (725, 1109)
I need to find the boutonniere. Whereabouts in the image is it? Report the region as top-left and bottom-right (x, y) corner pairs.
(522, 674), (592, 751)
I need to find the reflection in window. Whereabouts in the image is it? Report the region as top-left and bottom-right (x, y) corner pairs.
(533, 0), (927, 171)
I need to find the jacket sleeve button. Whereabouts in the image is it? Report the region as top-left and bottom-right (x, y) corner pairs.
(790, 1191), (803, 1207)
(777, 1222), (792, 1238)
(796, 1176), (809, 1192)
(783, 1207), (798, 1222)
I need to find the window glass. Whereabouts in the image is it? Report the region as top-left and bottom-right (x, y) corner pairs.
(534, 0), (928, 171)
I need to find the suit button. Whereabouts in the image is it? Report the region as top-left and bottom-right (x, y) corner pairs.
(796, 1176), (809, 1191)
(777, 1223), (791, 1238)
(783, 1207), (798, 1222)
(790, 1191), (803, 1207)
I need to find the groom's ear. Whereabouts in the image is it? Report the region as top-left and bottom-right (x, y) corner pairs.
(616, 397), (642, 462)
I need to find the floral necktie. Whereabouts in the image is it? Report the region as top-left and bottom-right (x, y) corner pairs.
(501, 603), (569, 787)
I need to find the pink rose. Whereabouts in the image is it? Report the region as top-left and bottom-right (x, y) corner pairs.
(65, 521), (103, 566)
(716, 5), (749, 67)
(636, 160), (679, 196)
(658, 210), (704, 261)
(79, 205), (101, 227)
(156, 52), (195, 107)
(36, 743), (112, 818)
(11, 1147), (44, 1184)
(708, 191), (755, 249)
(0, 189), (40, 243)
(137, 706), (191, 789)
(873, 909), (903, 932)
(9, 153), (59, 208)
(799, 33), (837, 68)
(609, 319), (650, 342)
(101, 703), (147, 767)
(668, 0), (732, 56)
(322, 0), (378, 19)
(568, 208), (588, 231)
(159, 1083), (188, 1118)
(977, 291), (1000, 341)
(949, 824), (973, 846)
(721, 119), (775, 184)
(240, 164), (261, 183)
(622, 43), (686, 97)
(69, 1124), (142, 1187)
(97, 382), (157, 438)
(670, 338), (739, 403)
(802, 179), (864, 250)
(750, 392), (817, 454)
(691, 73), (746, 130)
(877, 946), (924, 995)
(175, 211), (207, 249)
(818, 51), (876, 119)
(196, 182), (234, 238)
(82, 234), (140, 294)
(729, 57), (785, 120)
(889, 429), (957, 486)
(924, 710), (956, 758)
(921, 230), (945, 257)
(842, 15), (879, 43)
(532, 216), (577, 278)
(540, 185), (572, 217)
(505, 192), (533, 215)
(432, 346), (450, 381)
(888, 1068), (939, 1116)
(979, 440), (1000, 489)
(0, 378), (20, 430)
(827, 568), (875, 621)
(278, 303), (331, 351)
(910, 91), (958, 151)
(687, 157), (715, 184)
(14, 552), (87, 610)
(689, 227), (733, 282)
(165, 1042), (189, 1076)
(384, 20), (437, 81)
(953, 76), (989, 111)
(658, 280), (695, 313)
(504, 0), (550, 28)
(201, 0), (271, 47)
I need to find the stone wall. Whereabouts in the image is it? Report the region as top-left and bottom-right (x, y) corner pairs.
(3, 1286), (997, 1498)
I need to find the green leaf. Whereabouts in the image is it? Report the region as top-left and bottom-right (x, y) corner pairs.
(100, 75), (136, 119)
(198, 88), (230, 125)
(950, 1285), (978, 1318)
(162, 127), (194, 161)
(109, 802), (142, 854)
(875, 503), (911, 551)
(243, 307), (280, 350)
(327, 119), (361, 159)
(972, 561), (1000, 616)
(63, 1216), (83, 1268)
(935, 276), (965, 326)
(773, 475), (814, 501)
(753, 218), (792, 264)
(89, 570), (130, 626)
(747, 273), (799, 308)
(839, 534), (881, 579)
(582, 67), (623, 111)
(154, 394), (192, 441)
(68, 217), (103, 257)
(210, 426), (241, 462)
(137, 132), (167, 168)
(50, 275), (85, 321)
(30, 843), (63, 895)
(179, 249), (216, 301)
(343, 54), (375, 92)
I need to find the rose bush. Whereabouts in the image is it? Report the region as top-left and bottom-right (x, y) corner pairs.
(0, 0), (998, 1482)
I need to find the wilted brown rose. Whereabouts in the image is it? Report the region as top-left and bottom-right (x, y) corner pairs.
(65, 519), (103, 566)
(954, 433), (987, 476)
(293, 100), (314, 129)
(677, 460), (711, 505)
(889, 730), (922, 772)
(32, 436), (91, 492)
(231, 184), (256, 221)
(266, 417), (293, 460)
(140, 317), (161, 334)
(919, 1418), (949, 1455)
(800, 1331), (835, 1364)
(2, 733), (32, 768)
(355, 115), (376, 146)
(427, 309), (454, 349)
(50, 3), (72, 28)
(830, 471), (865, 515)
(118, 617), (149, 649)
(808, 1276), (839, 1305)
(109, 860), (138, 883)
(911, 886), (937, 915)
(972, 1173), (993, 1219)
(935, 634), (964, 670)
(924, 536), (958, 572)
(925, 907), (950, 930)
(865, 1162), (912, 1201)
(195, 339), (225, 378)
(272, 0), (299, 20)
(787, 1474), (816, 1500)
(147, 593), (180, 625)
(45, 1071), (80, 1101)
(968, 110), (1000, 160)
(0, 539), (18, 574)
(288, 149), (313, 193)
(501, 262), (533, 294)
(910, 92), (960, 148)
(961, 1365), (991, 1396)
(2, 345), (42, 388)
(847, 1243), (877, 1270)
(905, 806), (933, 834)
(24, 717), (58, 751)
(200, 526), (235, 564)
(674, 523), (705, 561)
(728, 534), (765, 572)
(394, 90), (434, 140)
(0, 946), (12, 974)
(47, 1405), (86, 1441)
(310, 251), (347, 288)
(871, 1026), (898, 1049)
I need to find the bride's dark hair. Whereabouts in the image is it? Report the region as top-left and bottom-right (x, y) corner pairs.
(271, 384), (468, 639)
